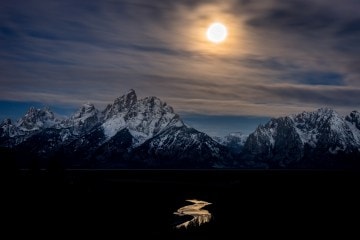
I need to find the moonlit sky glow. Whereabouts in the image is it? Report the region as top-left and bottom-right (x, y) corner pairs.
(1, 0), (360, 135)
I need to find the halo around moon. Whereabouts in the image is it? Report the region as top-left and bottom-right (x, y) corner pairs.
(206, 22), (228, 43)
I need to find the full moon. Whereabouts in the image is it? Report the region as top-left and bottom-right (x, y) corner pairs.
(206, 23), (228, 43)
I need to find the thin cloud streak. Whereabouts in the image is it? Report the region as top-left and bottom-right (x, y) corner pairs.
(1, 0), (359, 117)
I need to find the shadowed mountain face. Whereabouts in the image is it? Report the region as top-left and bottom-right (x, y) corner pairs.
(133, 125), (231, 168)
(0, 90), (230, 168)
(242, 108), (360, 168)
(1, 91), (359, 169)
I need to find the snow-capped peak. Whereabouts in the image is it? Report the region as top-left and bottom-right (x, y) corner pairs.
(229, 132), (247, 138)
(214, 132), (248, 144)
(245, 108), (360, 165)
(288, 108), (352, 147)
(101, 90), (184, 144)
(126, 95), (183, 139)
(291, 107), (337, 123)
(16, 107), (59, 131)
(104, 89), (137, 119)
(72, 103), (97, 119)
(59, 103), (101, 134)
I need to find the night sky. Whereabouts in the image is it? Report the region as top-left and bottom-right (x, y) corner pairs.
(1, 0), (360, 136)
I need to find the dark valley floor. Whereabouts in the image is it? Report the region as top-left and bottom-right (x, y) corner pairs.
(2, 169), (359, 238)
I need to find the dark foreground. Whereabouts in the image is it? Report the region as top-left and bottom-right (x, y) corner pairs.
(2, 169), (359, 238)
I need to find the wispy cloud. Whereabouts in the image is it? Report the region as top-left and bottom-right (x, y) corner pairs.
(1, 0), (359, 117)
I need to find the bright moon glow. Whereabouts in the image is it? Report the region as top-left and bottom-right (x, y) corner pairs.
(206, 23), (228, 43)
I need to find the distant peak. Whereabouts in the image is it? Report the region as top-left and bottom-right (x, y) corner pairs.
(229, 132), (245, 137)
(71, 103), (98, 119)
(16, 106), (57, 130)
(104, 90), (138, 119)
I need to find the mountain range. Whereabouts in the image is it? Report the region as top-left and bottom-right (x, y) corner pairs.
(1, 90), (359, 169)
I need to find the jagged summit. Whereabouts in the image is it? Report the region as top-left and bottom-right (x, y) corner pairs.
(1, 90), (184, 147)
(16, 107), (59, 131)
(290, 107), (339, 123)
(104, 89), (138, 119)
(1, 95), (359, 169)
(74, 103), (96, 115)
(102, 90), (183, 144)
(69, 103), (99, 121)
(59, 102), (101, 135)
(243, 107), (360, 168)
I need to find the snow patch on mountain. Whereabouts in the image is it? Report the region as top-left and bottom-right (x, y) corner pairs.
(0, 107), (62, 147)
(101, 90), (184, 145)
(17, 107), (59, 131)
(2, 90), (359, 169)
(251, 122), (277, 149)
(59, 103), (101, 136)
(102, 115), (126, 139)
(347, 122), (360, 146)
(289, 108), (356, 150)
(244, 107), (360, 168)
(135, 125), (230, 167)
(103, 89), (137, 119)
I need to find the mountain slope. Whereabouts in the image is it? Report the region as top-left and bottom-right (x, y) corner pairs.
(59, 103), (101, 137)
(13, 103), (102, 161)
(1, 92), (359, 169)
(133, 125), (232, 168)
(0, 107), (60, 147)
(242, 108), (360, 168)
(214, 132), (248, 154)
(101, 89), (184, 145)
(1, 90), (229, 168)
